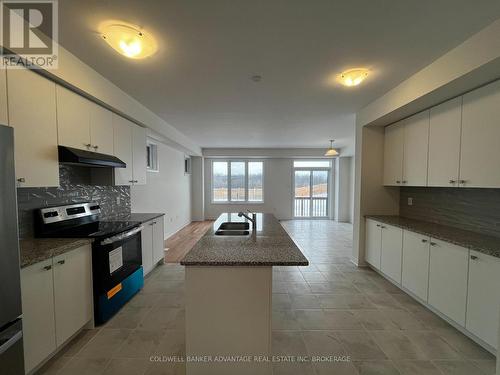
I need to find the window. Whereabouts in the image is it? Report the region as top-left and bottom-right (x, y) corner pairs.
(184, 156), (191, 175)
(212, 160), (264, 203)
(146, 142), (159, 172)
(293, 160), (331, 168)
(293, 160), (331, 217)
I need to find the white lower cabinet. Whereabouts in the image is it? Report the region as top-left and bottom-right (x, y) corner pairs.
(380, 224), (403, 283)
(141, 217), (165, 276)
(428, 239), (469, 326)
(366, 218), (499, 353)
(365, 219), (382, 269)
(152, 216), (165, 265)
(53, 246), (93, 346)
(141, 222), (154, 275)
(402, 231), (430, 301)
(466, 251), (500, 349)
(21, 259), (56, 374)
(21, 245), (92, 373)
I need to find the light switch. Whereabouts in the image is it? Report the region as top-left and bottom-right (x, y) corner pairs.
(407, 197), (413, 206)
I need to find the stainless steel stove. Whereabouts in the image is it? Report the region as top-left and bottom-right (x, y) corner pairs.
(35, 203), (145, 324)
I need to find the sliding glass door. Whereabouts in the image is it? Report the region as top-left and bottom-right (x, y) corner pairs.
(293, 168), (329, 218)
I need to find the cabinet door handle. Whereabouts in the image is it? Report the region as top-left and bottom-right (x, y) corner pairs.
(17, 177), (25, 183)
(459, 179), (467, 185)
(430, 242), (437, 246)
(43, 265), (52, 271)
(93, 145), (99, 150)
(57, 259), (65, 265)
(470, 255), (478, 260)
(449, 180), (456, 184)
(421, 239), (428, 243)
(396, 180), (401, 184)
(402, 180), (407, 184)
(129, 180), (135, 183)
(376, 224), (381, 227)
(84, 143), (92, 149)
(149, 222), (155, 226)
(381, 226), (386, 229)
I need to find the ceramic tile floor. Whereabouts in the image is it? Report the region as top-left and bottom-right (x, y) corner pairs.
(38, 220), (496, 375)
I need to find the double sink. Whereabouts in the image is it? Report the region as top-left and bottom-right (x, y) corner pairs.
(215, 222), (251, 236)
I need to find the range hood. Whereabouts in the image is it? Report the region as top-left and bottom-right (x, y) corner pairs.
(58, 146), (126, 168)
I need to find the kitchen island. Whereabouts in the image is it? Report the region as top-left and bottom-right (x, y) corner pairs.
(180, 213), (308, 375)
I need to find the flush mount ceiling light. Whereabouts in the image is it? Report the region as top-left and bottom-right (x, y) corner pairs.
(339, 68), (369, 87)
(99, 21), (157, 59)
(324, 139), (339, 157)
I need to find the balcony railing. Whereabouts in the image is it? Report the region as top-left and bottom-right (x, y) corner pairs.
(294, 197), (328, 217)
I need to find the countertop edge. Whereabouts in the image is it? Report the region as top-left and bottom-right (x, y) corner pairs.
(365, 215), (500, 259)
(180, 260), (309, 266)
(20, 238), (93, 269)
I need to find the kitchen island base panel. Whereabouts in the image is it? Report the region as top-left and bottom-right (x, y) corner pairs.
(185, 266), (272, 375)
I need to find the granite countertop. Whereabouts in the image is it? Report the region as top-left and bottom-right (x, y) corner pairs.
(180, 213), (309, 266)
(366, 215), (500, 258)
(19, 212), (164, 269)
(106, 213), (165, 224)
(19, 238), (93, 269)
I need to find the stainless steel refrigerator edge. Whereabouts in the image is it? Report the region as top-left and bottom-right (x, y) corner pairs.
(0, 125), (25, 374)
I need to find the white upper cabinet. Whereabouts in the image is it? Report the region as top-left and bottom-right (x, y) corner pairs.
(7, 68), (59, 187)
(402, 230), (430, 301)
(0, 69), (8, 125)
(90, 102), (114, 155)
(380, 224), (403, 284)
(466, 251), (500, 349)
(383, 121), (404, 186)
(56, 85), (91, 151)
(132, 125), (147, 185)
(428, 97), (462, 187)
(402, 111), (429, 186)
(460, 80), (500, 188)
(57, 86), (115, 154)
(365, 219), (382, 269)
(113, 114), (134, 185)
(428, 239), (469, 326)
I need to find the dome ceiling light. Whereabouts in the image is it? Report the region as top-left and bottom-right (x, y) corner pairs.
(99, 21), (158, 59)
(338, 68), (369, 87)
(324, 139), (339, 157)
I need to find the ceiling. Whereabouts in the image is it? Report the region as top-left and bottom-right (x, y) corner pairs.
(58, 1), (500, 153)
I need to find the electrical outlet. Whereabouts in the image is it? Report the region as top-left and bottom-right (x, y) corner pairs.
(407, 197), (413, 206)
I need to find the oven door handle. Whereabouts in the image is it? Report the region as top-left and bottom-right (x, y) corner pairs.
(100, 226), (144, 245)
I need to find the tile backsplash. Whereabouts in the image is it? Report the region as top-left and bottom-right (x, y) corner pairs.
(400, 187), (500, 237)
(17, 165), (131, 238)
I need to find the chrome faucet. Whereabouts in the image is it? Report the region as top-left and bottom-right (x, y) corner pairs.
(238, 211), (257, 230)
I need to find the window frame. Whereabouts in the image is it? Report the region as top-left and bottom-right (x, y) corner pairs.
(146, 141), (159, 173)
(211, 159), (265, 204)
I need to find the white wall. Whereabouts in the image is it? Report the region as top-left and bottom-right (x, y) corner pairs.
(131, 140), (192, 239)
(204, 158), (294, 220)
(191, 156), (205, 221)
(334, 157), (353, 223)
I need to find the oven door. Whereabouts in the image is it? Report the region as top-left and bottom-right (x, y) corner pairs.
(92, 226), (143, 293)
